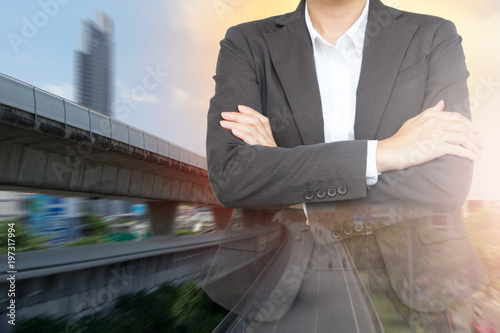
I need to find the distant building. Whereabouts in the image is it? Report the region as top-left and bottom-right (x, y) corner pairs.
(74, 12), (114, 117)
(0, 190), (138, 245)
(25, 195), (82, 244)
(83, 198), (133, 216)
(0, 192), (80, 243)
(0, 191), (26, 219)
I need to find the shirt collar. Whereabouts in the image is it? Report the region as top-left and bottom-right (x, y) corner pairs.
(305, 0), (369, 56)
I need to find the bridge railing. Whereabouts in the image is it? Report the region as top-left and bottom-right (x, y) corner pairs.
(0, 73), (206, 170)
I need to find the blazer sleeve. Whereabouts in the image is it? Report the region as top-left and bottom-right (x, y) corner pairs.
(206, 25), (369, 209)
(367, 19), (473, 212)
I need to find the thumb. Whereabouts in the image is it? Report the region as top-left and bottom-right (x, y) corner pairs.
(430, 100), (445, 112)
(238, 105), (257, 114)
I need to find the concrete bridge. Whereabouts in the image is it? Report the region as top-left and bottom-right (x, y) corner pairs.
(0, 73), (233, 235)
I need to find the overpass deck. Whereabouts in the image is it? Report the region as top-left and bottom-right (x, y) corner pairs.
(0, 232), (224, 281)
(0, 72), (218, 206)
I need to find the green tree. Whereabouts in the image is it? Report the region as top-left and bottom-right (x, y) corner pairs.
(0, 219), (51, 253)
(171, 282), (228, 332)
(81, 214), (109, 237)
(14, 282), (228, 333)
(62, 235), (109, 247)
(14, 316), (68, 333)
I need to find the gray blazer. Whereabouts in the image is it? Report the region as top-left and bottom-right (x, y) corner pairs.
(205, 0), (486, 316)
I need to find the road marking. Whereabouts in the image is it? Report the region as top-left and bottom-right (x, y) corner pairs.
(228, 225), (291, 333)
(334, 241), (360, 333)
(314, 247), (321, 333)
(271, 223), (309, 333)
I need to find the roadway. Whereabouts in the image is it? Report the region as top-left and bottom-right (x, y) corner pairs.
(217, 222), (381, 333)
(0, 231), (224, 280)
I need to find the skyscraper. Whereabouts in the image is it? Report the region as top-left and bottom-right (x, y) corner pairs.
(74, 12), (114, 117)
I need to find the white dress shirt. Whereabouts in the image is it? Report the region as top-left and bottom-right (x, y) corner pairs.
(305, 0), (378, 186)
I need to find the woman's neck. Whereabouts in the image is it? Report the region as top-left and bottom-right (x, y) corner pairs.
(307, 0), (367, 45)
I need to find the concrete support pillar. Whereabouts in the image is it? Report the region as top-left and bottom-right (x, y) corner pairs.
(212, 207), (234, 230)
(148, 201), (178, 236)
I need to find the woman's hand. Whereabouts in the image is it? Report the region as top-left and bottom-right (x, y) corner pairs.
(377, 100), (483, 172)
(220, 105), (277, 147)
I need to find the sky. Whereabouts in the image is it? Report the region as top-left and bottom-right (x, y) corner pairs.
(0, 0), (498, 200)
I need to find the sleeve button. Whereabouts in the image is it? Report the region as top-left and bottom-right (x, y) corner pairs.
(304, 191), (314, 201)
(316, 189), (326, 199)
(327, 186), (337, 197)
(338, 185), (348, 195)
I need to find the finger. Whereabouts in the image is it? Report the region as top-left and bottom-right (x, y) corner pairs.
(434, 117), (482, 141)
(440, 131), (483, 158)
(422, 100), (445, 115)
(221, 111), (238, 120)
(222, 111), (271, 141)
(220, 120), (234, 130)
(422, 100), (480, 134)
(221, 120), (268, 145)
(428, 100), (445, 112)
(232, 126), (276, 146)
(238, 113), (271, 140)
(431, 111), (481, 135)
(232, 123), (276, 147)
(222, 111), (255, 124)
(225, 106), (275, 141)
(238, 105), (274, 138)
(237, 105), (260, 115)
(231, 128), (259, 145)
(237, 105), (266, 119)
(442, 142), (481, 162)
(440, 123), (484, 150)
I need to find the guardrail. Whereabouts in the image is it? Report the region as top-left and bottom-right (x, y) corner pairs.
(0, 73), (206, 170)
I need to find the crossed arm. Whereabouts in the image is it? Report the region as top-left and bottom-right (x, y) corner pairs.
(207, 19), (480, 210)
(220, 100), (482, 173)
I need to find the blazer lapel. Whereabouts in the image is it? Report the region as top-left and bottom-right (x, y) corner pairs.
(355, 0), (417, 139)
(264, 1), (325, 145)
(264, 0), (418, 143)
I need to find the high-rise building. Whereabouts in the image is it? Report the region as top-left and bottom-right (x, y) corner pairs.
(74, 12), (114, 117)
